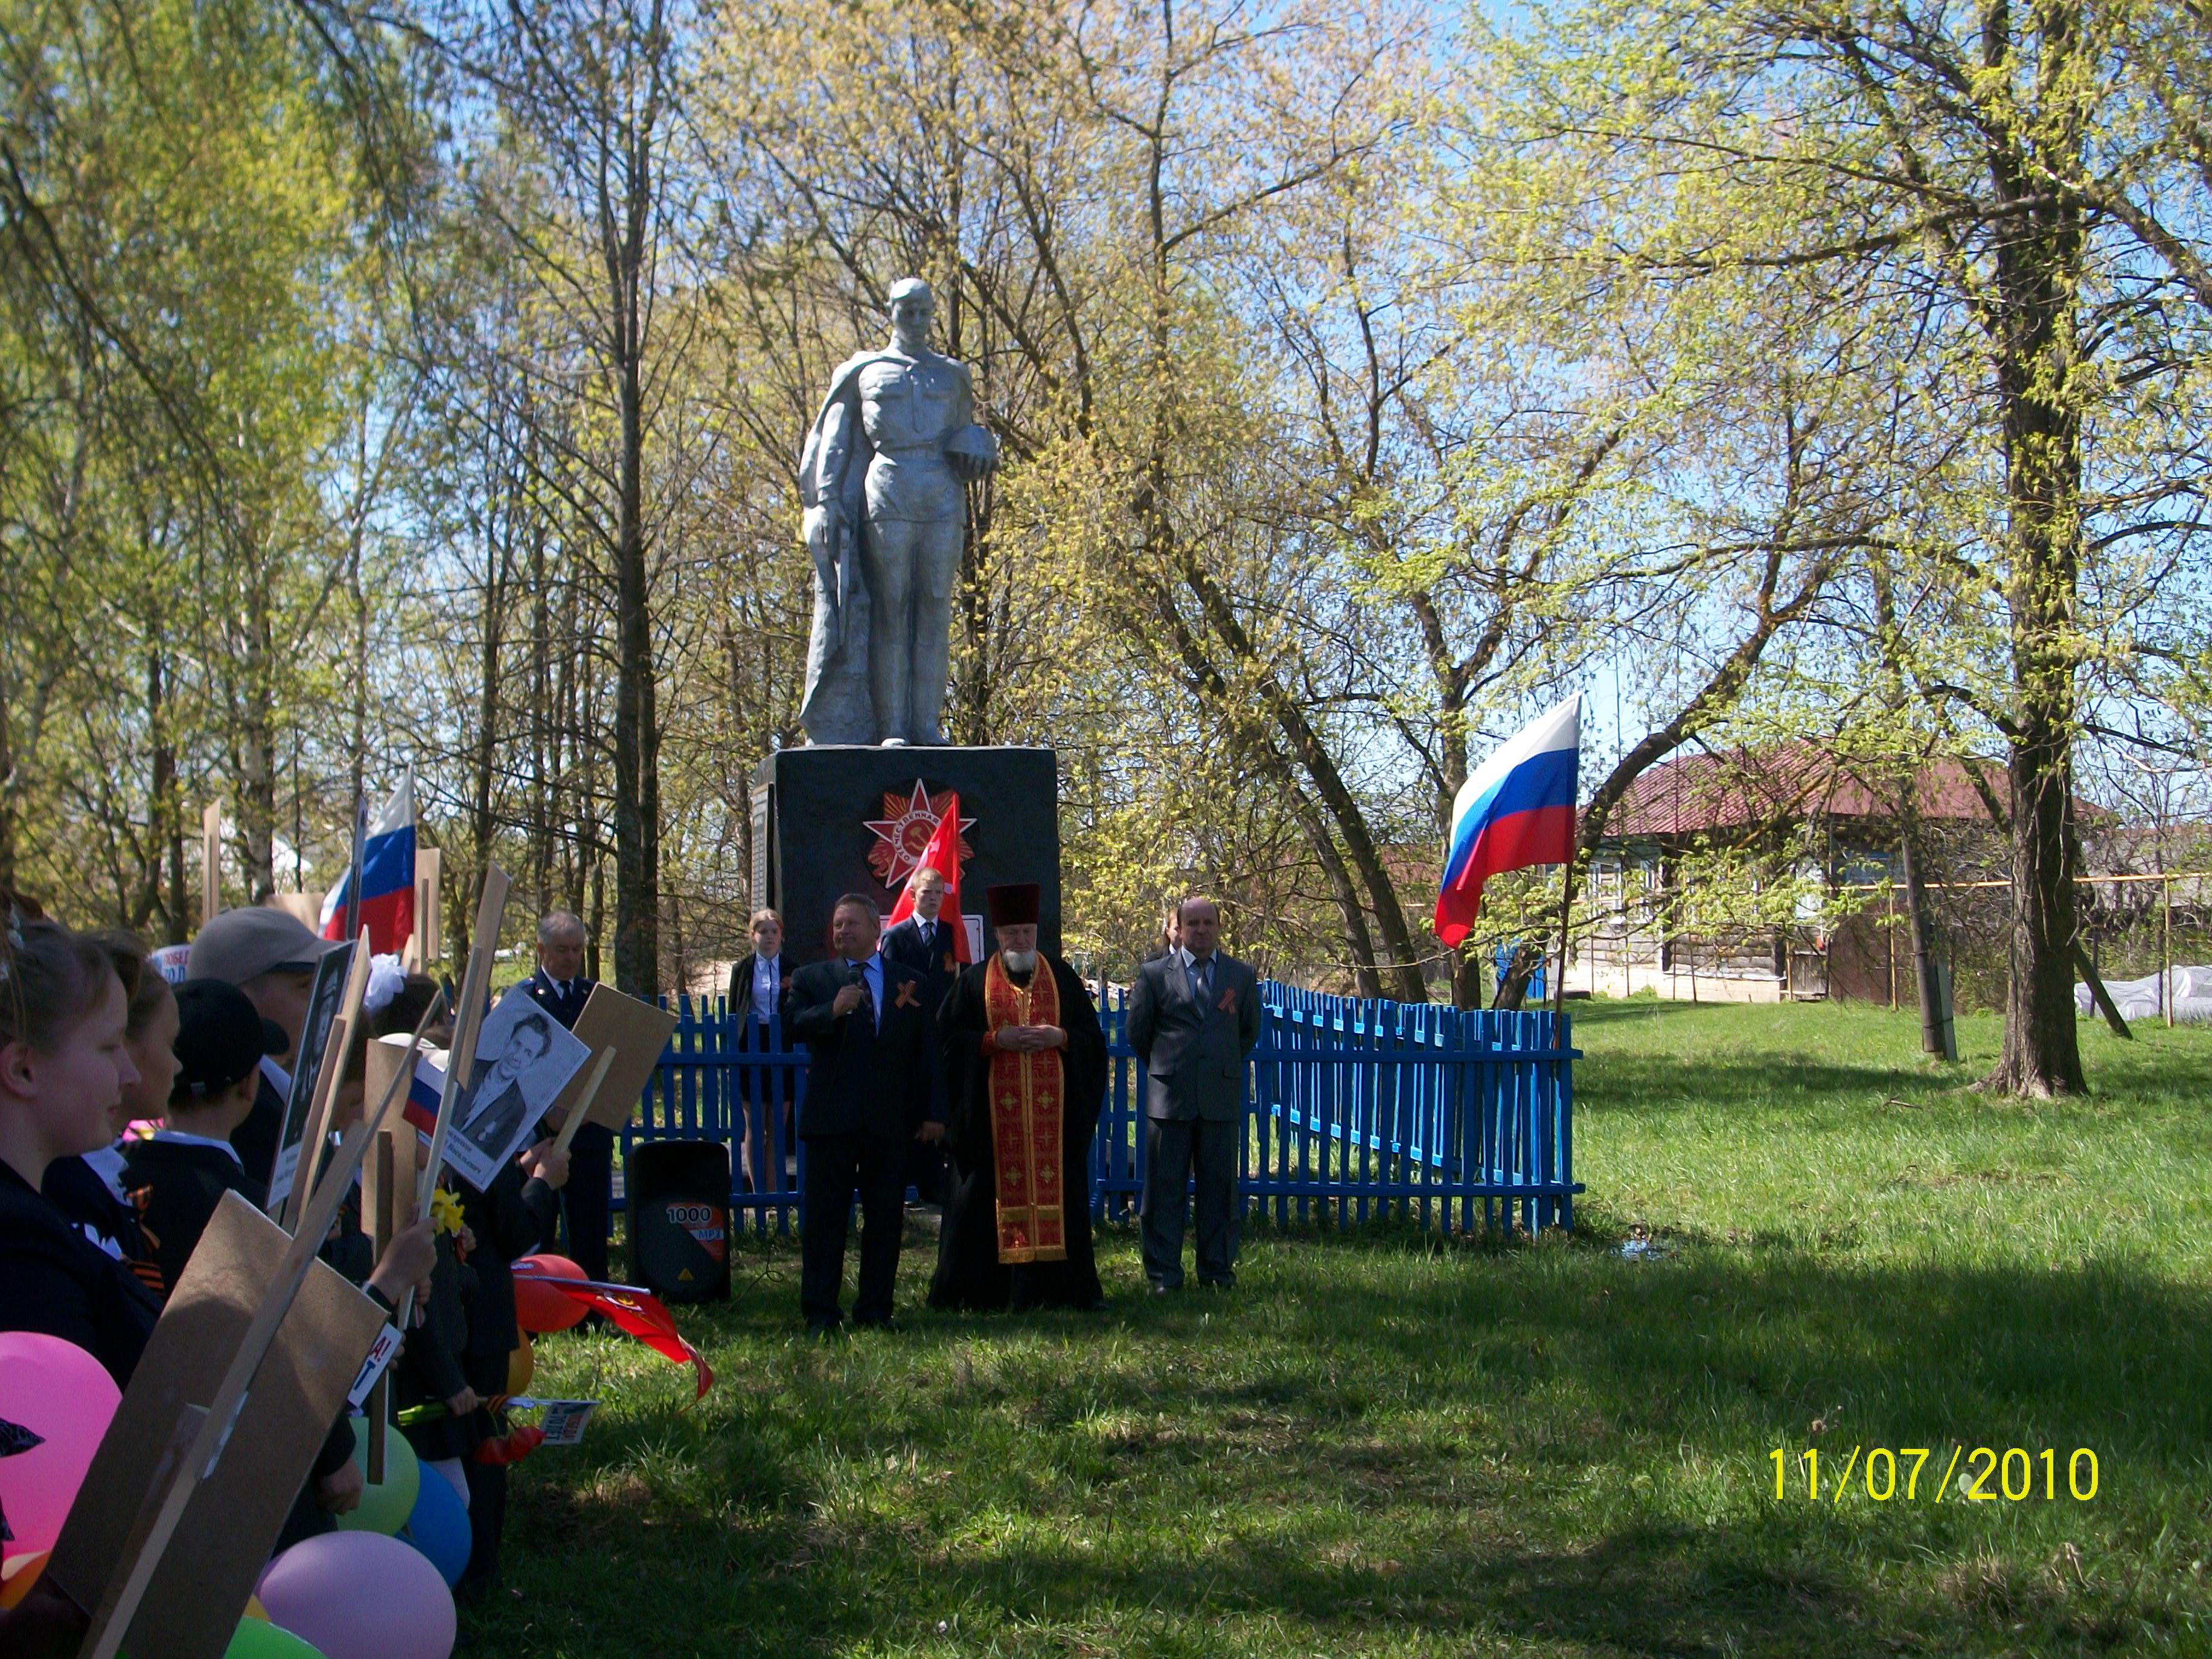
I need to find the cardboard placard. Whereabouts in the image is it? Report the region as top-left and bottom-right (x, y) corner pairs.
(546, 986), (679, 1133)
(47, 1195), (389, 1659)
(552, 1047), (619, 1155)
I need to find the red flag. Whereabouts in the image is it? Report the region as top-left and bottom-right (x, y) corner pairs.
(883, 789), (970, 962)
(510, 1267), (715, 1400)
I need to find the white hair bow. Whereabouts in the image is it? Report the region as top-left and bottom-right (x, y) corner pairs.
(363, 952), (408, 1014)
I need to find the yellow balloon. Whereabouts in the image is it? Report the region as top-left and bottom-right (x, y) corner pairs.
(507, 1334), (534, 1396)
(245, 1594), (270, 1621)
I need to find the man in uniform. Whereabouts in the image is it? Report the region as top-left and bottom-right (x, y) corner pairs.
(930, 884), (1108, 1313)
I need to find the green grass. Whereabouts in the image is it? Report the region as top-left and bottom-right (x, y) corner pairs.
(476, 1003), (2212, 1657)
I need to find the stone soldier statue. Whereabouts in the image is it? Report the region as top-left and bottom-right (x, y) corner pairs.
(799, 278), (999, 746)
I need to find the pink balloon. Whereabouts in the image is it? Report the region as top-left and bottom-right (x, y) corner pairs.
(257, 1532), (454, 1659)
(0, 1332), (121, 1557)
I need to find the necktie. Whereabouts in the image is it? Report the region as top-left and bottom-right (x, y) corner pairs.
(1191, 958), (1211, 1003)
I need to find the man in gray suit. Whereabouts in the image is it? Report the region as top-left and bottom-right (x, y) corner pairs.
(1127, 897), (1262, 1292)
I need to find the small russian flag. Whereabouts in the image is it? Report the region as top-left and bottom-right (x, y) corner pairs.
(320, 772), (415, 955)
(402, 1057), (445, 1140)
(1434, 695), (1581, 948)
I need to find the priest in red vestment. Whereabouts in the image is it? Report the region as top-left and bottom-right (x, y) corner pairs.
(929, 883), (1109, 1312)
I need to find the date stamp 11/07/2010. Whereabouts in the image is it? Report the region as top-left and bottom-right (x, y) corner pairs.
(1770, 1445), (2099, 1503)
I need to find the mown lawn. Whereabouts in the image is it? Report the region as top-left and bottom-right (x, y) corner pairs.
(474, 1002), (2212, 1657)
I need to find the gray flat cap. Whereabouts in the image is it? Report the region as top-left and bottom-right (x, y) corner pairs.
(188, 904), (347, 985)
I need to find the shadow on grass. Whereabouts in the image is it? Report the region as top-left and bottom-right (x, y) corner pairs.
(485, 1238), (2210, 1658)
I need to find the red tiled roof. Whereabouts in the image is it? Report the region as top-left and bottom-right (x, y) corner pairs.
(1597, 744), (2017, 841)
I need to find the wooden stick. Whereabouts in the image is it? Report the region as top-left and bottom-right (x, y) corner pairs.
(552, 1047), (620, 1156)
(278, 930), (373, 1233)
(200, 802), (223, 923)
(364, 1129), (397, 1483)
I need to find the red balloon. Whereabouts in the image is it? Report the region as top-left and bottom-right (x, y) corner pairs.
(511, 1254), (587, 1333)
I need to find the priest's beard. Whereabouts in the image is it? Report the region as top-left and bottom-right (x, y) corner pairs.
(1000, 948), (1038, 974)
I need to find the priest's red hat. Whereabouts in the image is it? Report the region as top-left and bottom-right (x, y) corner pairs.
(985, 883), (1040, 928)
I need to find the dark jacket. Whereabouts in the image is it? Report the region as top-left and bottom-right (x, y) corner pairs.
(396, 1212), (479, 1463)
(458, 1159), (560, 1373)
(786, 955), (945, 1140)
(881, 916), (961, 1013)
(42, 1150), (164, 1302)
(0, 1159), (161, 1387)
(119, 1137), (269, 1297)
(229, 1067), (287, 1193)
(1126, 951), (1263, 1122)
(522, 969), (594, 1032)
(725, 952), (790, 1032)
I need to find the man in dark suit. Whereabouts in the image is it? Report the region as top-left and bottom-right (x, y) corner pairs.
(724, 908), (792, 1192)
(786, 893), (945, 1332)
(521, 910), (610, 1279)
(880, 866), (960, 1203)
(1126, 896), (1262, 1293)
(881, 867), (962, 996)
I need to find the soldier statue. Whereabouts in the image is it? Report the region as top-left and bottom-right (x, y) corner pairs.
(798, 278), (999, 746)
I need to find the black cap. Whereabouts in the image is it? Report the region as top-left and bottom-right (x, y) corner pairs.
(985, 883), (1040, 928)
(171, 979), (287, 1102)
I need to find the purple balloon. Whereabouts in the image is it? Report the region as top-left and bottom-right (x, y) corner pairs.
(257, 1531), (455, 1659)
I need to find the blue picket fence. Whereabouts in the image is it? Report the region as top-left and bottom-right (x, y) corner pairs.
(618, 980), (1581, 1238)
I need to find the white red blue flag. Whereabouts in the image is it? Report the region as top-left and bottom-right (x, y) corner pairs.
(1434, 695), (1581, 947)
(319, 771), (415, 954)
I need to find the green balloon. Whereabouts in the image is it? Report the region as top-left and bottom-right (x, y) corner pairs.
(334, 1414), (420, 1538)
(225, 1618), (325, 1658)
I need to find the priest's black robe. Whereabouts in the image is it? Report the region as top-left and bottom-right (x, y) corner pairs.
(929, 953), (1108, 1311)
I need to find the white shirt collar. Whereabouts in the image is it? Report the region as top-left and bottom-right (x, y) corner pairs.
(260, 1055), (292, 1096)
(152, 1128), (246, 1165)
(1177, 945), (1215, 969)
(83, 1142), (130, 1200)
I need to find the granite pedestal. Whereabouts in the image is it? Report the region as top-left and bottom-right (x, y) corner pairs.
(752, 746), (1060, 967)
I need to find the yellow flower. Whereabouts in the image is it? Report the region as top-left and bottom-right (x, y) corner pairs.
(430, 1186), (465, 1238)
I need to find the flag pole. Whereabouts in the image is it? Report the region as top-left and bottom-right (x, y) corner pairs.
(1552, 860), (1572, 1024)
(342, 790), (367, 944)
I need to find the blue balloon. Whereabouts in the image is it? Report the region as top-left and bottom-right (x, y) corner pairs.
(396, 1467), (470, 1588)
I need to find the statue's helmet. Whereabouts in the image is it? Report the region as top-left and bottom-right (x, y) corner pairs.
(888, 276), (933, 312)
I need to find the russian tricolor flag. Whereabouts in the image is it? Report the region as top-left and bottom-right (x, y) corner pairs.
(320, 772), (415, 954)
(1434, 695), (1581, 948)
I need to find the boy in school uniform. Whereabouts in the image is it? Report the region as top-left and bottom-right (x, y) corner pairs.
(121, 980), (284, 1294)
